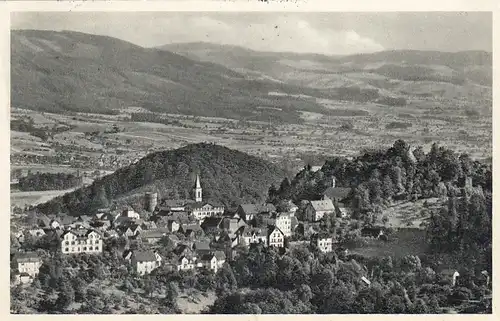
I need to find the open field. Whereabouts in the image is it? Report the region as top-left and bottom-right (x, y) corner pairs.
(347, 228), (429, 258)
(378, 197), (444, 229)
(10, 188), (77, 208)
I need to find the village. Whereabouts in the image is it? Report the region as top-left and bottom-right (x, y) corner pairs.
(10, 172), (377, 285)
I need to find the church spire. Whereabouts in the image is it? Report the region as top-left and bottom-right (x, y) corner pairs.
(194, 174), (202, 202)
(196, 174), (201, 189)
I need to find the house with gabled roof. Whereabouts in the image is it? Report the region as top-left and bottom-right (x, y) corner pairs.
(236, 203), (276, 222)
(140, 221), (157, 230)
(179, 224), (204, 239)
(311, 232), (335, 253)
(267, 225), (285, 248)
(192, 241), (211, 254)
(11, 252), (42, 280)
(220, 217), (247, 235)
(240, 227), (268, 246)
(173, 243), (194, 258)
(131, 250), (162, 275)
(200, 216), (223, 234)
(304, 199), (335, 222)
(27, 228), (46, 238)
(140, 228), (169, 244)
(177, 255), (197, 271)
(60, 228), (103, 254)
(116, 223), (142, 238)
(198, 251), (226, 273)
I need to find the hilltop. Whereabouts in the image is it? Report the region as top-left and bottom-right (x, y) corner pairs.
(11, 30), (338, 124)
(35, 143), (287, 215)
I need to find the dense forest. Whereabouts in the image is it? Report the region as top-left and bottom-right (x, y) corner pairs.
(269, 140), (491, 215)
(17, 172), (83, 191)
(10, 240), (491, 314)
(36, 143), (287, 215)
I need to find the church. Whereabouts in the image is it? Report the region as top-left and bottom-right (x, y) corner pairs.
(158, 174), (225, 221)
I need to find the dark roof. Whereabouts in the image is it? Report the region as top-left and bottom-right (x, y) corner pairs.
(122, 249), (132, 259)
(141, 229), (168, 238)
(173, 244), (192, 256)
(63, 228), (101, 239)
(77, 215), (92, 222)
(214, 250), (226, 261)
(242, 227), (268, 237)
(182, 224), (203, 232)
(267, 225), (284, 237)
(200, 253), (216, 261)
(132, 251), (157, 262)
(311, 232), (333, 239)
(187, 201), (225, 209)
(201, 217), (223, 229)
(162, 199), (192, 208)
(324, 187), (351, 200)
(193, 241), (211, 251)
(13, 252), (41, 263)
(238, 203), (276, 215)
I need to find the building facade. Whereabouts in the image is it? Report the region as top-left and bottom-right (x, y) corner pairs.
(267, 226), (285, 248)
(304, 199), (335, 222)
(132, 251), (162, 275)
(13, 252), (42, 279)
(60, 228), (103, 254)
(275, 213), (292, 236)
(189, 202), (225, 220)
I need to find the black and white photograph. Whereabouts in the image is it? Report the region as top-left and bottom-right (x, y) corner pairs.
(8, 8), (492, 315)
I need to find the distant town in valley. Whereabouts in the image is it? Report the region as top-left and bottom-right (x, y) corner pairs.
(10, 12), (492, 315)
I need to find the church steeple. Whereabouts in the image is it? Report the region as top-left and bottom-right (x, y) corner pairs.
(194, 174), (202, 202)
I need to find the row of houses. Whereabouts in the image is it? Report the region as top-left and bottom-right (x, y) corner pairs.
(11, 174), (356, 282)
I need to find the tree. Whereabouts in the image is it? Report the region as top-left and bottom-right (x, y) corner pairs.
(55, 279), (75, 311)
(382, 174), (395, 200)
(215, 263), (238, 295)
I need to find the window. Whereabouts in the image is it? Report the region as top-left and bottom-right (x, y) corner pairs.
(89, 246), (93, 250)
(65, 241), (69, 245)
(83, 247), (87, 251)
(71, 241), (75, 245)
(95, 246), (99, 251)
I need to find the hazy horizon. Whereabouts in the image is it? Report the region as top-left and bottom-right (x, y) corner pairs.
(11, 12), (492, 55)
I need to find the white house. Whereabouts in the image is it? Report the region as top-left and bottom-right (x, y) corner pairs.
(311, 233), (334, 253)
(188, 202), (225, 221)
(131, 251), (162, 275)
(241, 227), (268, 246)
(304, 199), (335, 222)
(198, 251), (226, 273)
(12, 252), (42, 283)
(177, 256), (197, 271)
(267, 225), (285, 248)
(275, 213), (292, 237)
(60, 228), (103, 254)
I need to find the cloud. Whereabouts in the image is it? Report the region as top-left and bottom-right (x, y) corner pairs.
(153, 16), (385, 55)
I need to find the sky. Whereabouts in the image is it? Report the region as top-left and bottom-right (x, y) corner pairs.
(11, 12), (492, 55)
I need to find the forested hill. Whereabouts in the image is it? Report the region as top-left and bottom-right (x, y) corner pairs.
(36, 143), (287, 216)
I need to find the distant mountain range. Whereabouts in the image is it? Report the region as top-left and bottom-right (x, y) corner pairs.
(11, 30), (492, 124)
(161, 42), (492, 101)
(11, 30), (338, 123)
